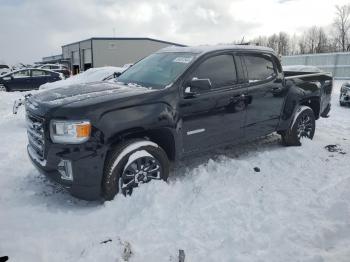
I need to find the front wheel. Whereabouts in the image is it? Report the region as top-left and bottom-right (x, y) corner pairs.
(281, 106), (316, 146)
(102, 139), (169, 200)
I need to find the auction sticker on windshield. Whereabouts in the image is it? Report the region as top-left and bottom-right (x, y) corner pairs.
(173, 56), (193, 63)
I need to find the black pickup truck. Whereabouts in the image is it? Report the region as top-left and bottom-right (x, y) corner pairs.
(25, 45), (332, 200)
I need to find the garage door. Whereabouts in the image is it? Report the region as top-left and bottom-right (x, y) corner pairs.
(83, 49), (92, 64)
(72, 51), (79, 65)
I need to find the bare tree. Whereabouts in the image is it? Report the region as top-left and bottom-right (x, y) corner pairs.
(315, 27), (329, 53)
(278, 32), (290, 55)
(333, 5), (350, 51)
(298, 35), (307, 54)
(251, 36), (268, 47)
(267, 34), (279, 52)
(289, 34), (300, 55)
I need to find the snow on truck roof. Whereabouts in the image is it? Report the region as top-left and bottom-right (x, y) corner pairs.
(158, 44), (275, 54)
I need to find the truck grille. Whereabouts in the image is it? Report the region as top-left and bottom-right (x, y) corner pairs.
(26, 112), (45, 160)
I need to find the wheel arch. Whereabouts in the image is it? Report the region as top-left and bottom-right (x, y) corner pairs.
(106, 127), (177, 162)
(299, 96), (320, 119)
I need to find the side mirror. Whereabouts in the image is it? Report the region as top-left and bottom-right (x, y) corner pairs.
(184, 78), (212, 98)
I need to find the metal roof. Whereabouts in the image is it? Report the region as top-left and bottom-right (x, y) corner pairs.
(62, 37), (186, 48)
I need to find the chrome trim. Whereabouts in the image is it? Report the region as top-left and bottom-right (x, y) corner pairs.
(187, 128), (205, 135)
(28, 135), (43, 151)
(26, 111), (45, 159)
(28, 146), (47, 166)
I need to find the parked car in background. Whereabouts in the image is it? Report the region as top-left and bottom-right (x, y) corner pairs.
(0, 68), (63, 92)
(340, 82), (350, 106)
(12, 63), (32, 71)
(39, 66), (125, 90)
(0, 64), (11, 75)
(12, 66), (125, 114)
(38, 64), (70, 78)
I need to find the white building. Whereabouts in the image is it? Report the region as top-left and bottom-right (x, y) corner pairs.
(61, 37), (185, 74)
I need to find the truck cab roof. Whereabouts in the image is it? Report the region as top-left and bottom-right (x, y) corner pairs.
(157, 44), (275, 55)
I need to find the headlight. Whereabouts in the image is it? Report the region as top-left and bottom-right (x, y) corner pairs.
(50, 120), (91, 144)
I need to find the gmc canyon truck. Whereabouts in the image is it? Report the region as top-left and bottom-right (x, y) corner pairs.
(25, 45), (332, 200)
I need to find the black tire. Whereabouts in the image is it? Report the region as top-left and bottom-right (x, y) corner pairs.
(102, 139), (169, 200)
(0, 84), (8, 92)
(340, 101), (346, 107)
(281, 106), (315, 146)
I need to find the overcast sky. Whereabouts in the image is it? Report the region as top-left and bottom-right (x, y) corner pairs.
(0, 0), (349, 64)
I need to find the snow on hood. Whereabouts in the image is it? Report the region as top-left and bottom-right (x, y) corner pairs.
(30, 81), (152, 108)
(39, 66), (125, 90)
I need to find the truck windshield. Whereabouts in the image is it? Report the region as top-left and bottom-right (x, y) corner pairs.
(117, 52), (197, 89)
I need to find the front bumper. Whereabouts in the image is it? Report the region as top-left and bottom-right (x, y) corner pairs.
(27, 143), (107, 200)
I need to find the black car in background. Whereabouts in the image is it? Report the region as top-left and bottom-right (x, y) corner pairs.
(340, 82), (350, 106)
(0, 68), (62, 92)
(38, 64), (70, 78)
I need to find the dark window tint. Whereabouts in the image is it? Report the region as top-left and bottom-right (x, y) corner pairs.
(191, 54), (237, 89)
(244, 55), (275, 82)
(0, 65), (9, 69)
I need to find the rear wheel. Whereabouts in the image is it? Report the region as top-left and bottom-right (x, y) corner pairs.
(281, 106), (315, 146)
(340, 101), (346, 107)
(102, 139), (169, 200)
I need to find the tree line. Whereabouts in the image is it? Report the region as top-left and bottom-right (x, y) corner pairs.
(241, 5), (350, 56)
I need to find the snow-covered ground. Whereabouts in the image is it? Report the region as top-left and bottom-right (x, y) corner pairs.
(0, 81), (350, 261)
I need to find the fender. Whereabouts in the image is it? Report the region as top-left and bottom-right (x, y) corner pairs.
(98, 102), (181, 161)
(277, 79), (321, 131)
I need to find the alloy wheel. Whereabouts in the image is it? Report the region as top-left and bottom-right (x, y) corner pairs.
(296, 115), (313, 139)
(120, 155), (162, 195)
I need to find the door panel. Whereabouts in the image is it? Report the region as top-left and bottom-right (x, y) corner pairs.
(31, 70), (53, 89)
(180, 86), (247, 153)
(9, 70), (31, 91)
(241, 54), (286, 139)
(179, 53), (248, 154)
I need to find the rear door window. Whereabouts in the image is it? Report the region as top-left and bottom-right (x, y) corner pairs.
(12, 70), (30, 78)
(243, 55), (276, 83)
(32, 70), (50, 77)
(190, 54), (237, 89)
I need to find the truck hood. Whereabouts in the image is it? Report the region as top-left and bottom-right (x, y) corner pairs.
(26, 81), (153, 114)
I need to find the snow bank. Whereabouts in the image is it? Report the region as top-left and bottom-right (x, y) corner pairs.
(0, 82), (350, 261)
(39, 67), (124, 90)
